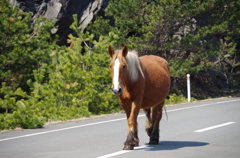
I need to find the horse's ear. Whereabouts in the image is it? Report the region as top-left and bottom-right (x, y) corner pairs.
(108, 45), (114, 58)
(122, 45), (128, 58)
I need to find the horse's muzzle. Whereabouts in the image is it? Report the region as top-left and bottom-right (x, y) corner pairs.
(111, 87), (122, 95)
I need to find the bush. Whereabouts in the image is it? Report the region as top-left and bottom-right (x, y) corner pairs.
(165, 93), (196, 105)
(0, 0), (55, 92)
(0, 1), (120, 130)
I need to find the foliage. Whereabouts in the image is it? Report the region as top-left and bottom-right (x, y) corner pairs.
(1, 0), (240, 130)
(0, 0), (54, 129)
(88, 0), (240, 93)
(0, 1), (120, 130)
(165, 93), (196, 105)
(36, 15), (120, 118)
(0, 0), (55, 92)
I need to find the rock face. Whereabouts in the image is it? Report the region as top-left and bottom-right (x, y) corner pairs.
(9, 0), (109, 44)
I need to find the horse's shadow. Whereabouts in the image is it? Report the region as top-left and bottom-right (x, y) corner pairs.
(136, 141), (209, 151)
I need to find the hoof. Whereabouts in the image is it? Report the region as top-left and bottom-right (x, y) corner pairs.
(123, 144), (134, 150)
(148, 140), (159, 145)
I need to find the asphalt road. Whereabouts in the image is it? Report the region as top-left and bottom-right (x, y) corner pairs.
(0, 97), (240, 158)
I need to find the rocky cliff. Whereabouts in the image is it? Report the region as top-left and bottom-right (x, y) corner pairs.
(9, 0), (109, 44)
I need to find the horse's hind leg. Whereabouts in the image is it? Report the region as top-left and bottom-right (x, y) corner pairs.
(144, 108), (153, 137)
(149, 101), (164, 145)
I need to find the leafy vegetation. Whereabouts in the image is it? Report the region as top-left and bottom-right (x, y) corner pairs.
(165, 93), (196, 105)
(89, 0), (240, 94)
(1, 0), (240, 130)
(0, 1), (119, 130)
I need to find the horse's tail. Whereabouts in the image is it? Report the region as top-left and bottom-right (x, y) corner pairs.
(165, 62), (170, 121)
(163, 103), (168, 121)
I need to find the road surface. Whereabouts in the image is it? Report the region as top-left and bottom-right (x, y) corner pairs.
(0, 97), (240, 158)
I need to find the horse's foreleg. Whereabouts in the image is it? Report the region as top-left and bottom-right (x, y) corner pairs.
(123, 102), (140, 150)
(144, 108), (152, 137)
(149, 101), (164, 145)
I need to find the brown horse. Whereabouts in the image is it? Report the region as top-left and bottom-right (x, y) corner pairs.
(108, 45), (171, 150)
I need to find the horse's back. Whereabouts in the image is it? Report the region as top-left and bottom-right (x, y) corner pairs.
(139, 55), (170, 108)
(140, 55), (169, 72)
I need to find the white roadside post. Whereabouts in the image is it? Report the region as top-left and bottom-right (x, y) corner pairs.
(187, 74), (191, 102)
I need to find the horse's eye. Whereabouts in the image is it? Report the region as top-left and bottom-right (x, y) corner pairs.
(123, 65), (126, 69)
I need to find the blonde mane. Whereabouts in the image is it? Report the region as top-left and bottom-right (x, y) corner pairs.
(126, 51), (145, 82)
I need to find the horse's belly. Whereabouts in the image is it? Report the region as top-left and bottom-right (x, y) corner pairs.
(141, 81), (169, 108)
(139, 55), (170, 108)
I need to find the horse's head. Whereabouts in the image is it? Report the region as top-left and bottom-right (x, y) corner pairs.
(108, 45), (128, 95)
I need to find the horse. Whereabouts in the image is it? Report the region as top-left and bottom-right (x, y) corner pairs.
(108, 45), (171, 150)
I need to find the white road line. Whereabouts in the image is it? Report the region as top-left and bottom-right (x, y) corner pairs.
(194, 122), (236, 133)
(0, 98), (239, 143)
(0, 118), (126, 142)
(96, 99), (240, 158)
(97, 145), (149, 158)
(97, 150), (131, 158)
(166, 99), (240, 113)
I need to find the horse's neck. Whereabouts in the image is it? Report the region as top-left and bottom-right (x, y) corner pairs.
(122, 77), (140, 95)
(122, 79), (132, 92)
(120, 82), (132, 101)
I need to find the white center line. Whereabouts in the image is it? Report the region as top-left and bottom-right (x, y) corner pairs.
(96, 99), (240, 158)
(97, 145), (149, 158)
(194, 122), (236, 133)
(166, 99), (240, 113)
(0, 99), (239, 143)
(0, 118), (126, 142)
(97, 150), (131, 158)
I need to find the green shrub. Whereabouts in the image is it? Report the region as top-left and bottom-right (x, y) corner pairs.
(13, 99), (46, 128)
(0, 3), (120, 130)
(0, 0), (55, 92)
(165, 93), (196, 105)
